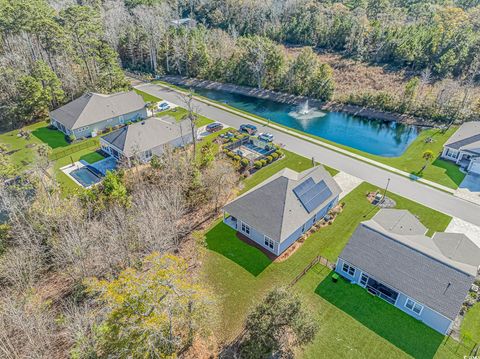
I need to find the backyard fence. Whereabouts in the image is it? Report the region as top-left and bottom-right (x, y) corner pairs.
(50, 139), (99, 161)
(289, 255), (335, 287)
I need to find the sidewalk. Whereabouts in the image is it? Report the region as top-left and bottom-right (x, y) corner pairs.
(153, 81), (456, 194)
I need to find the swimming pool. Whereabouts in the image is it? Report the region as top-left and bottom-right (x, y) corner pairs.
(70, 166), (103, 188)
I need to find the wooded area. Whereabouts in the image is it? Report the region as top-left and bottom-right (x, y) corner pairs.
(2, 0), (480, 130)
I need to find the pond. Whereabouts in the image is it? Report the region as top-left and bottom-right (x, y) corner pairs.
(192, 87), (421, 157)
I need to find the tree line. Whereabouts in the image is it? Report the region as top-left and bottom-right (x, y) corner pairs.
(2, 0), (480, 130)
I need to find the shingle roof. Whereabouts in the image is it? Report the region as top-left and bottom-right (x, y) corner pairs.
(223, 166), (341, 242)
(101, 117), (191, 157)
(444, 122), (480, 153)
(339, 210), (479, 320)
(50, 91), (146, 130)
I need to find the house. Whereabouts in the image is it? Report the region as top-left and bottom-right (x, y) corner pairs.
(336, 209), (480, 335)
(223, 166), (341, 256)
(441, 122), (480, 174)
(50, 91), (147, 139)
(170, 18), (196, 28)
(100, 117), (193, 164)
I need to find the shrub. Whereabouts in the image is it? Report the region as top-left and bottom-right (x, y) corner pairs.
(271, 152), (279, 160)
(266, 155), (273, 163)
(240, 158), (249, 167)
(260, 159), (267, 167)
(126, 121), (133, 125)
(233, 155), (241, 161)
(275, 150), (283, 157)
(68, 134), (76, 142)
(254, 161), (262, 169)
(227, 151), (235, 158)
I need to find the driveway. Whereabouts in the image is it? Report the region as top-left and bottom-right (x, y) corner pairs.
(454, 173), (480, 205)
(134, 82), (480, 226)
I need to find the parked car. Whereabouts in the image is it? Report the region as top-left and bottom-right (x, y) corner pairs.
(206, 122), (224, 133)
(258, 132), (274, 142)
(239, 124), (258, 135)
(158, 102), (170, 111)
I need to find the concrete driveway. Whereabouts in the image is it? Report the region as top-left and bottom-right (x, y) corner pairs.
(454, 173), (480, 205)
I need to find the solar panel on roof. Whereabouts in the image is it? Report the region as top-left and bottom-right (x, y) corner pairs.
(293, 178), (333, 213)
(292, 177), (315, 197)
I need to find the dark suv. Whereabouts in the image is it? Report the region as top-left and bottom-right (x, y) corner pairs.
(206, 122), (224, 133)
(239, 124), (258, 135)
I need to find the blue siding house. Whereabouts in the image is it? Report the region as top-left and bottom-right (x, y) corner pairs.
(50, 91), (147, 139)
(336, 209), (480, 334)
(223, 166), (341, 256)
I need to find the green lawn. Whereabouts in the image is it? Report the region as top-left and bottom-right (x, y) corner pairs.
(80, 150), (106, 164)
(160, 107), (213, 127)
(241, 149), (338, 194)
(32, 125), (70, 149)
(201, 180), (452, 353)
(163, 82), (465, 189)
(292, 266), (471, 359)
(0, 122), (47, 170)
(134, 88), (161, 103)
(461, 302), (480, 343)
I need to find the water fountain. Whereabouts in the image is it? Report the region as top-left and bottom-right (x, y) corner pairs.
(288, 100), (326, 120)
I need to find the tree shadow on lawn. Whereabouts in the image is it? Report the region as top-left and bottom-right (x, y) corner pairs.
(205, 222), (272, 277)
(32, 126), (69, 149)
(315, 273), (444, 359)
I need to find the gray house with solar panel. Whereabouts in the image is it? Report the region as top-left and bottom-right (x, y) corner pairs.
(223, 166), (341, 256)
(337, 209), (480, 334)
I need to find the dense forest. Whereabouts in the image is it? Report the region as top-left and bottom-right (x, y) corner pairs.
(1, 0), (480, 129)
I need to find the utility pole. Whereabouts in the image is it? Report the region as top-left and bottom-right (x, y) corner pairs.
(382, 178), (391, 202)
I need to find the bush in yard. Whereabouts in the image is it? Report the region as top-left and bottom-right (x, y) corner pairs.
(233, 155), (241, 162)
(266, 155), (273, 163)
(240, 158), (249, 167)
(260, 159), (267, 167)
(227, 151), (235, 158)
(275, 150), (283, 158)
(271, 152), (279, 160)
(68, 134), (76, 142)
(254, 161), (262, 169)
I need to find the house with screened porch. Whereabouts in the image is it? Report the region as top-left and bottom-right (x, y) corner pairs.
(222, 165), (341, 256)
(336, 209), (480, 334)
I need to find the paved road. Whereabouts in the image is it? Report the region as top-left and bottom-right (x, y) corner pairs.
(136, 83), (480, 227)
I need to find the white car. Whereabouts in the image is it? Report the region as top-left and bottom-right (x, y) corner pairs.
(258, 132), (274, 142)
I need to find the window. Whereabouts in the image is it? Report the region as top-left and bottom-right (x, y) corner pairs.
(405, 299), (423, 315)
(342, 262), (356, 276)
(241, 222), (250, 235)
(264, 236), (274, 249)
(301, 223), (306, 233)
(144, 149), (152, 160)
(360, 273), (369, 287)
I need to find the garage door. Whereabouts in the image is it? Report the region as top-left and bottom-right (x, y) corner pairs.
(470, 161), (480, 174)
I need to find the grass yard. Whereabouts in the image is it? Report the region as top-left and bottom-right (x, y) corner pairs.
(201, 178), (453, 356)
(134, 88), (162, 103)
(0, 122), (48, 170)
(160, 107), (213, 128)
(292, 267), (471, 359)
(31, 125), (70, 149)
(241, 149), (338, 194)
(461, 303), (480, 343)
(80, 150), (106, 164)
